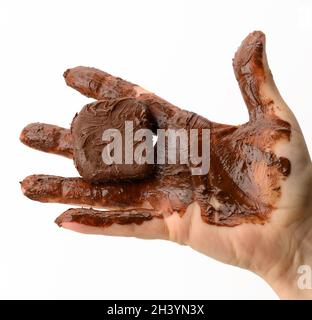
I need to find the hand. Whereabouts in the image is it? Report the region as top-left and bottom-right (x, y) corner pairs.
(20, 31), (312, 299)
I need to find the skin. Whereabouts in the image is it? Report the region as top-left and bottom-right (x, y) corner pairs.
(20, 31), (312, 299)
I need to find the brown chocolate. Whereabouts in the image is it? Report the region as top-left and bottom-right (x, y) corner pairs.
(71, 98), (155, 182)
(55, 208), (162, 228)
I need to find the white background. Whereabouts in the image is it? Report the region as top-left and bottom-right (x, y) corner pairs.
(0, 0), (311, 299)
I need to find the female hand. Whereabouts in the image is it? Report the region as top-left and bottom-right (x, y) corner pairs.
(20, 31), (312, 299)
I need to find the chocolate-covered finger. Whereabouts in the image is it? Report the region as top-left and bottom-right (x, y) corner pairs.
(233, 32), (284, 118)
(56, 207), (167, 239)
(233, 31), (269, 118)
(64, 66), (192, 129)
(233, 31), (301, 131)
(64, 66), (138, 100)
(55, 207), (166, 239)
(20, 174), (149, 208)
(20, 123), (73, 158)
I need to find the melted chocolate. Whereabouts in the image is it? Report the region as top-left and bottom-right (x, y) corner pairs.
(71, 98), (154, 182)
(55, 208), (162, 228)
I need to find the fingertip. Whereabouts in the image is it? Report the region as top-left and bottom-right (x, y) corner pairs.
(19, 125), (27, 144)
(20, 175), (33, 197)
(55, 209), (74, 227)
(20, 174), (64, 202)
(233, 30), (266, 72)
(19, 122), (37, 145)
(63, 68), (71, 80)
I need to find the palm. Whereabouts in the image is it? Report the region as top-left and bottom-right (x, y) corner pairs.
(20, 31), (311, 279)
(186, 113), (312, 277)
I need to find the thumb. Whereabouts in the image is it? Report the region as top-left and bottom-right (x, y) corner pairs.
(233, 31), (300, 131)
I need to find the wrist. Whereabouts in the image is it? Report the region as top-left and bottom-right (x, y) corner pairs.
(262, 227), (312, 299)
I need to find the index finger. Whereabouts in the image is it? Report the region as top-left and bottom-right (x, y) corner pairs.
(63, 66), (138, 100)
(64, 66), (189, 129)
